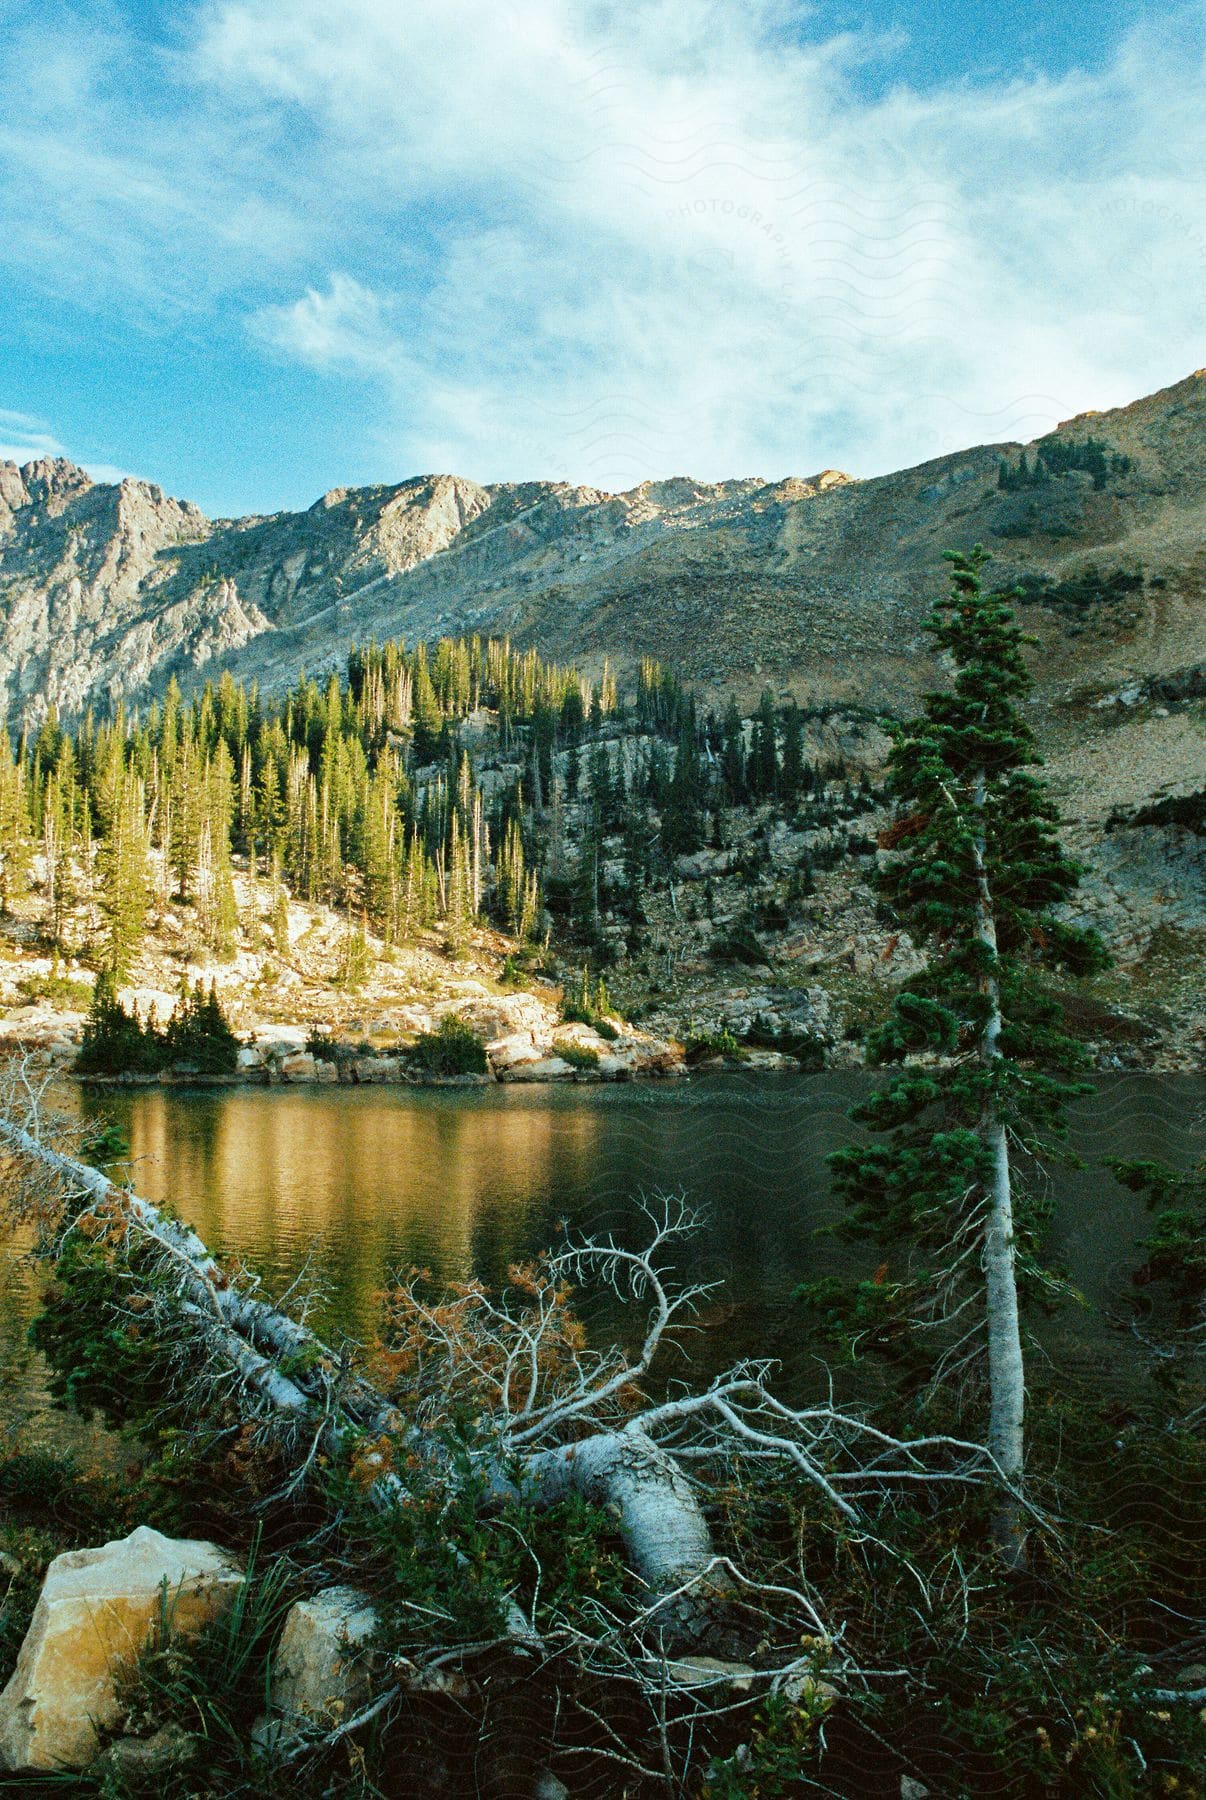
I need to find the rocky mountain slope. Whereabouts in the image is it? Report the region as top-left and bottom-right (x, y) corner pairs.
(2, 371), (1201, 729)
(2, 374), (1201, 958)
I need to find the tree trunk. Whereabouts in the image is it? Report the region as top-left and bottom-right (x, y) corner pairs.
(0, 1114), (723, 1636)
(971, 775), (1028, 1568)
(504, 1428), (726, 1633)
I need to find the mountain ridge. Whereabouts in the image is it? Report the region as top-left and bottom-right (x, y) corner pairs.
(1, 369), (1202, 735)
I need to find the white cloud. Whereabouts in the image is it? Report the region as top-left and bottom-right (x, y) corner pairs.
(1, 0), (1203, 493)
(0, 408), (64, 466)
(253, 274), (408, 377)
(0, 408), (136, 484)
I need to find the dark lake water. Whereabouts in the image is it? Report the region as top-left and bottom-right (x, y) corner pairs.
(2, 1073), (1201, 1448)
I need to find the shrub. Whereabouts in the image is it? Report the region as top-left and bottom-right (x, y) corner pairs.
(408, 1015), (488, 1076)
(554, 1040), (600, 1071)
(683, 1027), (743, 1064)
(75, 975), (239, 1076)
(16, 962), (92, 1008)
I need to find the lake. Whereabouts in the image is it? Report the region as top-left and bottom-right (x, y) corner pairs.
(2, 1073), (1201, 1447)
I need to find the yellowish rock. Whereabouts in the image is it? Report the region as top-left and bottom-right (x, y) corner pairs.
(0, 1526), (243, 1772)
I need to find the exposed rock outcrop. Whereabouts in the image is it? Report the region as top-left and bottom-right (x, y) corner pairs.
(1, 372), (1202, 749)
(0, 1526), (243, 1771)
(266, 1586), (378, 1733)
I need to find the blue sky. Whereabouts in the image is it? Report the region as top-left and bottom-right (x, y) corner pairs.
(0, 0), (1202, 517)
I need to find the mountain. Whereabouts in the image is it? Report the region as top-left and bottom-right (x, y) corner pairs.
(0, 370), (1201, 1056)
(1, 369), (1201, 728)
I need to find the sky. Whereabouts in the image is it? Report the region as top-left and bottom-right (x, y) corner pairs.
(0, 0), (1202, 518)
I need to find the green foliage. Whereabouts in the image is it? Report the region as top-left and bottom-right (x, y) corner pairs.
(76, 974), (238, 1075)
(552, 1039), (600, 1071)
(1110, 1154), (1206, 1317)
(560, 965), (614, 1029)
(998, 435), (1133, 491)
(702, 1691), (835, 1798)
(683, 1025), (743, 1063)
(337, 917), (371, 989)
(741, 1012), (826, 1069)
(162, 981), (240, 1072)
(407, 1014), (488, 1075)
(801, 547), (1109, 1393)
(30, 1235), (177, 1428)
(112, 1536), (296, 1750)
(80, 1117), (131, 1166)
(16, 963), (93, 1008)
(76, 971), (163, 1074)
(1014, 563), (1145, 612)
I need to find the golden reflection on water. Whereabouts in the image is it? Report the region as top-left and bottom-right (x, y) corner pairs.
(116, 1088), (618, 1337)
(1, 1073), (1200, 1447)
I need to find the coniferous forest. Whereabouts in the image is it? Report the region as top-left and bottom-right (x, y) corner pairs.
(0, 632), (870, 998)
(0, 560), (1199, 1800)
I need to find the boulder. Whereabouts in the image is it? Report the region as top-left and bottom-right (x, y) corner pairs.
(280, 1051), (318, 1082)
(269, 1586), (378, 1730)
(454, 993), (557, 1043)
(486, 1031), (539, 1071)
(351, 1054), (403, 1084)
(100, 1723), (198, 1778)
(534, 1772), (570, 1800)
(253, 1025), (309, 1056)
(498, 1056), (574, 1082)
(0, 1526), (243, 1772)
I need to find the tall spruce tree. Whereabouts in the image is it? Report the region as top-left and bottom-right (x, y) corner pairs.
(97, 773), (150, 977)
(806, 547), (1108, 1564)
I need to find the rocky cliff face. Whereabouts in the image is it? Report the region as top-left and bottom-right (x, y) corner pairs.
(1, 378), (1202, 863)
(2, 372), (1202, 732)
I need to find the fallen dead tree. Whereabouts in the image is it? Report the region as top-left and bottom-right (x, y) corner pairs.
(0, 1060), (1028, 1787)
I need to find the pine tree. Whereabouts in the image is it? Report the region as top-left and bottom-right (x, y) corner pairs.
(720, 696), (746, 802)
(0, 731), (31, 915)
(803, 547), (1108, 1566)
(780, 699), (805, 800)
(750, 689), (779, 798)
(661, 726), (704, 855)
(97, 772), (151, 978)
(339, 916), (371, 990)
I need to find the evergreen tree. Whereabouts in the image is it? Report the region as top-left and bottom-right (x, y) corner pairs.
(163, 980), (240, 1072)
(97, 772), (150, 978)
(750, 689), (779, 798)
(802, 548), (1108, 1565)
(77, 970), (159, 1074)
(719, 697), (745, 803)
(780, 699), (805, 800)
(661, 728), (704, 855)
(0, 731), (31, 914)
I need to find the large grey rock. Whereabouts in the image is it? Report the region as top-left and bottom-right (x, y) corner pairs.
(269, 1586), (378, 1730)
(0, 1526), (243, 1772)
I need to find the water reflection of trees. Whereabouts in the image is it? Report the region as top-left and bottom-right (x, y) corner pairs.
(50, 1075), (1206, 1390)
